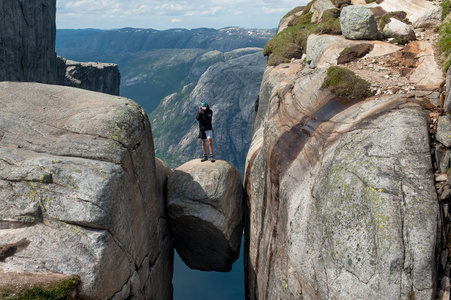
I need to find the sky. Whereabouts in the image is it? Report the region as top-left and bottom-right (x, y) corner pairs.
(56, 0), (308, 30)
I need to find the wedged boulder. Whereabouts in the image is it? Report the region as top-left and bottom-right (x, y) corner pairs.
(167, 159), (244, 272)
(383, 18), (416, 42)
(245, 65), (440, 299)
(310, 0), (336, 23)
(340, 5), (379, 40)
(0, 82), (173, 299)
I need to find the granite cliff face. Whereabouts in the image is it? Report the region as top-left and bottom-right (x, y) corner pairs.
(0, 0), (57, 83)
(0, 0), (120, 95)
(245, 1), (447, 299)
(0, 82), (173, 299)
(61, 58), (121, 96)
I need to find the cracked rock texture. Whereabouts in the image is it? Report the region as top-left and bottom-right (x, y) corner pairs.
(0, 82), (173, 299)
(0, 0), (58, 83)
(245, 59), (440, 299)
(167, 159), (244, 272)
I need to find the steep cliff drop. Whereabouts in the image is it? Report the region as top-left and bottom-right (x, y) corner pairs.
(0, 82), (173, 299)
(245, 1), (446, 299)
(59, 58), (121, 96)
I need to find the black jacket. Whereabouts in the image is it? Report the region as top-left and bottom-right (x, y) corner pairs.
(196, 107), (213, 131)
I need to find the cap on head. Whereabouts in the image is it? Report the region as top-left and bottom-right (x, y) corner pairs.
(201, 101), (207, 107)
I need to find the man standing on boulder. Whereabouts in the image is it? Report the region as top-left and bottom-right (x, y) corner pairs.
(196, 101), (215, 162)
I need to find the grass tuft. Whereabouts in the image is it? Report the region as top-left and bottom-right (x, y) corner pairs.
(441, 0), (451, 20)
(439, 15), (451, 72)
(0, 277), (79, 300)
(322, 66), (373, 99)
(283, 6), (305, 19)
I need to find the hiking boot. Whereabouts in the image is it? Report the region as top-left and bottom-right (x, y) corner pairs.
(210, 155), (215, 163)
(201, 154), (208, 162)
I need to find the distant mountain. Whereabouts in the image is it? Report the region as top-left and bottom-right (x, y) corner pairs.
(56, 27), (276, 58)
(56, 27), (275, 113)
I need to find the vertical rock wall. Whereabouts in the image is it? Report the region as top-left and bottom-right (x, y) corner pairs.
(0, 0), (57, 83)
(60, 59), (121, 96)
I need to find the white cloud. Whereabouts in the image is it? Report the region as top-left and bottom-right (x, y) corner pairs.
(56, 0), (309, 29)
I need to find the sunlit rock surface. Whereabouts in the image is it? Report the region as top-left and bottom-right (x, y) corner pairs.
(245, 63), (439, 299)
(0, 82), (173, 299)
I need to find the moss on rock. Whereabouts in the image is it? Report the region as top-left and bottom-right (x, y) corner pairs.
(379, 11), (409, 30)
(0, 276), (79, 300)
(322, 66), (373, 99)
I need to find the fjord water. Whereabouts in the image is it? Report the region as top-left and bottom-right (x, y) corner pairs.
(172, 237), (244, 299)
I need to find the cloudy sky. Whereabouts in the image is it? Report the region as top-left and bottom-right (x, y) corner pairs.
(56, 0), (308, 30)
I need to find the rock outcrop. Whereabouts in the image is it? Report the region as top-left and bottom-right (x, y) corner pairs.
(340, 5), (379, 40)
(0, 82), (173, 299)
(0, 0), (58, 83)
(382, 18), (416, 43)
(245, 0), (445, 299)
(60, 59), (121, 96)
(311, 0), (336, 23)
(167, 160), (244, 272)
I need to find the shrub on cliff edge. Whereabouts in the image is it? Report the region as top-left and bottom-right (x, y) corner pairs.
(322, 66), (373, 99)
(264, 2), (342, 66)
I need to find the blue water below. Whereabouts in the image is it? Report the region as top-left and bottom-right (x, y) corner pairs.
(172, 237), (245, 300)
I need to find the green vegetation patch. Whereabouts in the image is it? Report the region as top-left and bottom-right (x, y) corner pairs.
(264, 3), (342, 66)
(379, 11), (409, 30)
(302, 0), (318, 15)
(0, 277), (79, 300)
(441, 0), (451, 20)
(322, 66), (373, 99)
(439, 15), (451, 72)
(263, 23), (308, 66)
(365, 0), (376, 3)
(283, 6), (305, 19)
(316, 8), (342, 34)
